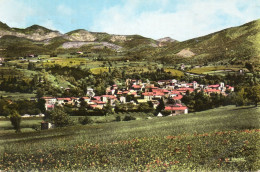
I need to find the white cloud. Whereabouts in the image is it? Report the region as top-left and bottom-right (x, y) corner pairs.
(57, 4), (73, 16)
(0, 0), (34, 28)
(91, 0), (260, 41)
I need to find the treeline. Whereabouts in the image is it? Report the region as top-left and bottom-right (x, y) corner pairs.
(41, 65), (175, 97)
(0, 99), (45, 116)
(0, 77), (37, 93)
(182, 84), (260, 112)
(182, 91), (236, 112)
(181, 73), (260, 88)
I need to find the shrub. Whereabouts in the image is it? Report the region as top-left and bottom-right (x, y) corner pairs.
(31, 124), (40, 131)
(49, 107), (73, 127)
(161, 110), (172, 116)
(123, 115), (136, 121)
(115, 115), (121, 122)
(9, 110), (22, 133)
(78, 116), (93, 125)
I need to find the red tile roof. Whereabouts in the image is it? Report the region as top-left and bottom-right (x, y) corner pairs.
(145, 86), (158, 89)
(142, 92), (154, 96)
(165, 105), (187, 111)
(152, 89), (169, 93)
(102, 95), (117, 99)
(131, 92), (137, 95)
(91, 100), (106, 104)
(57, 98), (71, 101)
(208, 84), (220, 88)
(173, 95), (183, 100)
(170, 91), (180, 95)
(204, 89), (221, 93)
(132, 85), (142, 89)
(177, 88), (194, 92)
(93, 96), (101, 100)
(153, 92), (164, 96)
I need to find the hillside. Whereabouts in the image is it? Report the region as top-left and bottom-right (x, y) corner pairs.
(157, 19), (260, 66)
(0, 22), (157, 57)
(0, 23), (61, 41)
(0, 105), (259, 171)
(0, 35), (49, 57)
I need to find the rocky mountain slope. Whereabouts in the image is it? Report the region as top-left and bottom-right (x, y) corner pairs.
(0, 21), (157, 56)
(157, 37), (178, 47)
(0, 22), (62, 41)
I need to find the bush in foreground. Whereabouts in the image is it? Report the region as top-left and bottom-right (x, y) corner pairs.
(49, 107), (73, 127)
(78, 116), (93, 125)
(123, 115), (136, 121)
(9, 110), (22, 133)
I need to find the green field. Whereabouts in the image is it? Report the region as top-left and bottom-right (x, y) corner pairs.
(165, 68), (185, 77)
(188, 66), (247, 75)
(0, 91), (36, 100)
(0, 105), (259, 171)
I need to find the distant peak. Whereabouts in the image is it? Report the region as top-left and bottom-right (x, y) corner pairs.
(67, 29), (89, 33)
(26, 24), (51, 31)
(157, 37), (177, 42)
(0, 21), (11, 30)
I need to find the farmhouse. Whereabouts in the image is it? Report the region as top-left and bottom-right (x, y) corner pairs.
(165, 104), (188, 115)
(57, 98), (72, 105)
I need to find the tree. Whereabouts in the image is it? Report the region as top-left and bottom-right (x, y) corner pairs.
(49, 107), (72, 127)
(235, 88), (247, 106)
(0, 99), (9, 116)
(9, 110), (22, 133)
(248, 85), (260, 106)
(78, 98), (88, 116)
(28, 62), (36, 70)
(78, 116), (93, 125)
(245, 62), (254, 72)
(36, 88), (44, 98)
(138, 103), (153, 113)
(103, 101), (113, 115)
(37, 98), (46, 114)
(156, 98), (165, 113)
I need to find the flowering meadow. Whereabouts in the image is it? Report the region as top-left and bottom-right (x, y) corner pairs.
(0, 105), (259, 171)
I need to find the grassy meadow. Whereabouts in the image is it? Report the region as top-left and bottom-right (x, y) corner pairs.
(187, 66), (247, 75)
(165, 68), (185, 77)
(0, 105), (259, 171)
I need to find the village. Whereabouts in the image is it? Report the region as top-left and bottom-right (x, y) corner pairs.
(42, 79), (234, 116)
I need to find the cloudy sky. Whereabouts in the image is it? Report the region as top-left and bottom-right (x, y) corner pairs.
(0, 0), (259, 41)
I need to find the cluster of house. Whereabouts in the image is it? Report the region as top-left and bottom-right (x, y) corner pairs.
(42, 79), (234, 116)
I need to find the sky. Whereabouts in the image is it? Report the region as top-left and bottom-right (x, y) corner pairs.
(0, 0), (259, 41)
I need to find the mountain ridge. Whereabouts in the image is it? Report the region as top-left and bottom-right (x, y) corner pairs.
(0, 19), (259, 67)
(155, 19), (260, 65)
